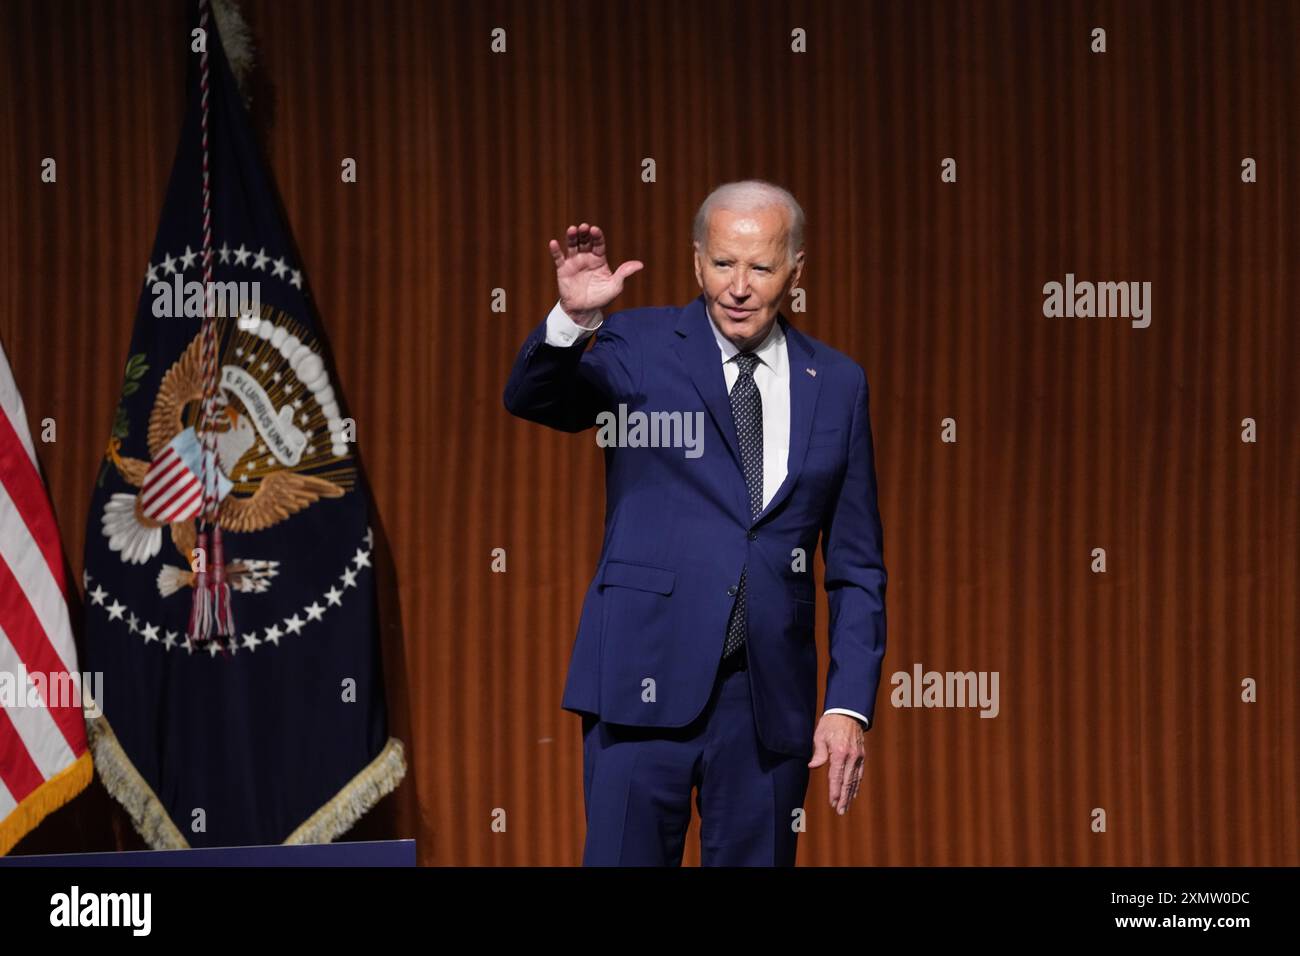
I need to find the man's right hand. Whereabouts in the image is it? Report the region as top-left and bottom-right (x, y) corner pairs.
(548, 223), (643, 325)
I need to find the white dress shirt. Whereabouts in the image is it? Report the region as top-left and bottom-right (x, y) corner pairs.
(545, 300), (869, 730)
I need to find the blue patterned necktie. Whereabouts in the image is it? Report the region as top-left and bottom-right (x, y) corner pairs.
(723, 351), (763, 659)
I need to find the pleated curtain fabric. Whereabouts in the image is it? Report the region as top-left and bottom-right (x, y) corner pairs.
(0, 0), (1295, 866)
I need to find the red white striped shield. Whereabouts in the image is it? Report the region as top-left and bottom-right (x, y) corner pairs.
(139, 427), (217, 524)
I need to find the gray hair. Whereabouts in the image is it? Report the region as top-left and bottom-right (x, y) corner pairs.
(692, 179), (805, 266)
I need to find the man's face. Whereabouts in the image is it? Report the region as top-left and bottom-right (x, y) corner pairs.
(693, 205), (805, 352)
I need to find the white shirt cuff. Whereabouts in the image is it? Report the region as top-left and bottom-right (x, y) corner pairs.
(824, 707), (870, 730)
(544, 299), (604, 346)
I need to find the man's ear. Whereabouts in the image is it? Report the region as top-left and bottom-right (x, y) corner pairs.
(692, 242), (703, 288)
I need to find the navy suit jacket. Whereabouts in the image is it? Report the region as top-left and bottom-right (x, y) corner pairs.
(503, 293), (887, 759)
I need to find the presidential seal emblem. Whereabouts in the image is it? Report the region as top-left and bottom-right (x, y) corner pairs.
(100, 307), (358, 603)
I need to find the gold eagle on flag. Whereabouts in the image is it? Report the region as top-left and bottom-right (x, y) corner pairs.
(100, 323), (349, 597)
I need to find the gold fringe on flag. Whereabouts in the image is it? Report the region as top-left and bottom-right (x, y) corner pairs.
(85, 714), (188, 849)
(86, 712), (407, 851)
(0, 751), (94, 856)
(285, 738), (407, 845)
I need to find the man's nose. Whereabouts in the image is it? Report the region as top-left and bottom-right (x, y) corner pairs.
(730, 271), (750, 298)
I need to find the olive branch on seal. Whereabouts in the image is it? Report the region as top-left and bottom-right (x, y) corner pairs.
(97, 352), (149, 487)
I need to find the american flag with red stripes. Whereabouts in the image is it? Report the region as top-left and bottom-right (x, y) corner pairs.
(0, 336), (92, 854)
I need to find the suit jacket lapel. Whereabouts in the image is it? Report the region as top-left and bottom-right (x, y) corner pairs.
(674, 295), (743, 469)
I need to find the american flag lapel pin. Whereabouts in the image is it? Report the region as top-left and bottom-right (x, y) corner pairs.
(806, 367), (817, 377)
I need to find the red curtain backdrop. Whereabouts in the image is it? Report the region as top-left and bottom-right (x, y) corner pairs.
(1, 0), (1295, 865)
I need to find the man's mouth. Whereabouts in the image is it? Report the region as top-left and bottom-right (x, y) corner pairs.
(723, 305), (753, 319)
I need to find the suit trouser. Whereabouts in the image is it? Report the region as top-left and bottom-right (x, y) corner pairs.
(580, 650), (811, 866)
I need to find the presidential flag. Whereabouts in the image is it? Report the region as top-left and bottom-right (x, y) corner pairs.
(0, 336), (92, 855)
(82, 0), (404, 848)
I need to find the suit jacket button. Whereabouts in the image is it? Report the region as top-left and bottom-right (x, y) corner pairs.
(747, 531), (757, 540)
(726, 585), (738, 596)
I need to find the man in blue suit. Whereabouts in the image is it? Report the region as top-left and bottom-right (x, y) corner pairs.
(503, 180), (887, 866)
